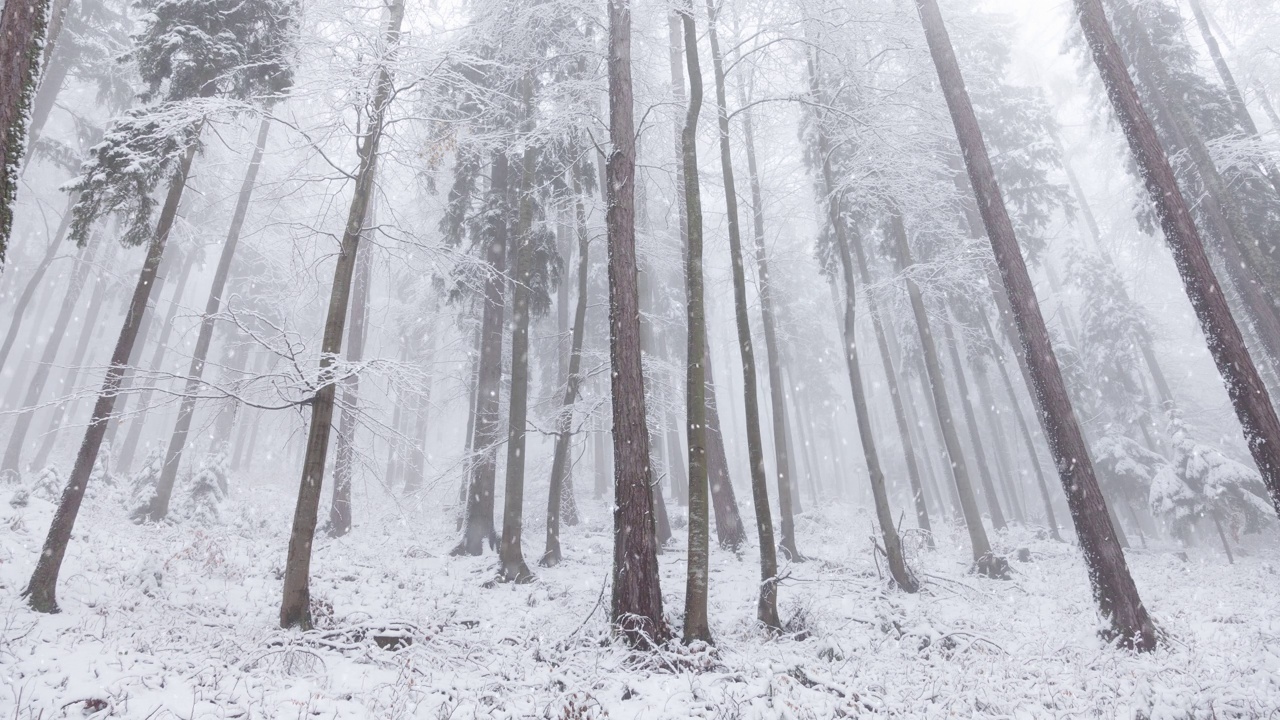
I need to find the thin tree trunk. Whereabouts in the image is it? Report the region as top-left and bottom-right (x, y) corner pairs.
(889, 212), (999, 574)
(452, 152), (510, 556)
(137, 116), (272, 522)
(117, 249), (197, 473)
(607, 0), (666, 647)
(497, 128), (538, 584)
(0, 0), (53, 261)
(278, 2), (401, 630)
(705, 0), (781, 626)
(541, 176), (591, 567)
(942, 320), (1007, 530)
(24, 125), (202, 613)
(0, 194), (74, 381)
(677, 0), (711, 645)
(972, 363), (1026, 524)
(1, 236), (97, 474)
(1077, 0), (1280, 519)
(24, 44), (66, 154)
(702, 350), (746, 548)
(920, 0), (1156, 649)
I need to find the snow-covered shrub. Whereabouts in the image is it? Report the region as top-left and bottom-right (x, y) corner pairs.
(128, 449), (164, 508)
(1093, 432), (1166, 506)
(180, 452), (229, 525)
(30, 466), (63, 502)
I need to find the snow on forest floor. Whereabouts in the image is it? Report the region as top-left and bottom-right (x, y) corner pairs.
(2, 478), (1279, 719)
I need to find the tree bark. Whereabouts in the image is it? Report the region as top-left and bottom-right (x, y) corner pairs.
(942, 321), (1007, 530)
(24, 125), (202, 613)
(677, 0), (711, 645)
(1076, 0), (1280, 520)
(137, 116), (271, 522)
(706, 0), (781, 627)
(1, 235), (97, 474)
(702, 349), (746, 548)
(919, 0), (1156, 649)
(0, 0), (53, 263)
(278, 1), (402, 630)
(0, 194), (74, 382)
(541, 175), (591, 567)
(606, 0), (666, 647)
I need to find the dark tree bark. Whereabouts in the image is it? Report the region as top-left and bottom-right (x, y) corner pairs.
(1076, 0), (1280, 519)
(677, 0), (711, 646)
(606, 0), (666, 647)
(278, 1), (402, 630)
(942, 321), (1007, 530)
(24, 127), (202, 614)
(116, 249), (197, 473)
(541, 175), (591, 568)
(24, 41), (67, 153)
(918, 0), (1156, 649)
(0, 194), (74, 380)
(706, 0), (780, 627)
(1, 235), (97, 474)
(702, 350), (746, 549)
(889, 213), (999, 575)
(137, 116), (272, 523)
(496, 132), (538, 584)
(0, 0), (53, 263)
(452, 152), (509, 556)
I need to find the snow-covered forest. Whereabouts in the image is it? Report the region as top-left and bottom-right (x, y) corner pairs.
(1, 0), (1279, 715)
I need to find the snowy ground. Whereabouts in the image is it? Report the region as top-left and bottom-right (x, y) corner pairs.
(2, 475), (1278, 719)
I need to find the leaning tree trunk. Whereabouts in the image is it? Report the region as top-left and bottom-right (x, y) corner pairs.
(278, 1), (402, 630)
(1, 235), (97, 475)
(24, 124), (202, 614)
(805, 48), (916, 590)
(702, 350), (747, 548)
(677, 0), (711, 646)
(919, 0), (1156, 649)
(0, 0), (53, 263)
(541, 174), (591, 568)
(1076, 0), (1280, 519)
(452, 152), (510, 556)
(497, 131), (538, 585)
(0, 194), (74, 382)
(137, 116), (272, 523)
(889, 212), (1000, 575)
(116, 250), (197, 473)
(942, 320), (1007, 530)
(606, 0), (667, 648)
(705, 0), (781, 627)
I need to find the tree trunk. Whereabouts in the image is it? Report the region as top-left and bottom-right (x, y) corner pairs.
(116, 249), (197, 473)
(497, 128), (538, 584)
(137, 116), (272, 522)
(606, 0), (666, 648)
(452, 152), (510, 556)
(920, 0), (1156, 649)
(1077, 0), (1280, 519)
(972, 363), (1026, 524)
(677, 0), (711, 645)
(1209, 510), (1234, 564)
(24, 43), (66, 161)
(702, 349), (746, 548)
(890, 212), (998, 573)
(705, 0), (781, 626)
(1, 235), (97, 474)
(942, 321), (1007, 530)
(541, 176), (591, 567)
(278, 1), (401, 630)
(24, 125), (201, 613)
(0, 0), (53, 263)
(0, 194), (74, 382)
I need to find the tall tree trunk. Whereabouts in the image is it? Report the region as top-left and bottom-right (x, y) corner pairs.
(890, 213), (999, 574)
(0, 194), (74, 382)
(24, 44), (66, 154)
(705, 0), (781, 626)
(972, 363), (1026, 524)
(702, 349), (746, 548)
(1, 235), (97, 474)
(942, 320), (1007, 530)
(1076, 0), (1280, 519)
(24, 124), (202, 613)
(452, 152), (510, 556)
(607, 0), (666, 647)
(677, 0), (712, 646)
(0, 0), (53, 263)
(497, 127), (538, 584)
(116, 249), (197, 473)
(541, 175), (591, 568)
(919, 0), (1156, 649)
(278, 1), (402, 630)
(136, 116), (272, 523)
(31, 236), (113, 470)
